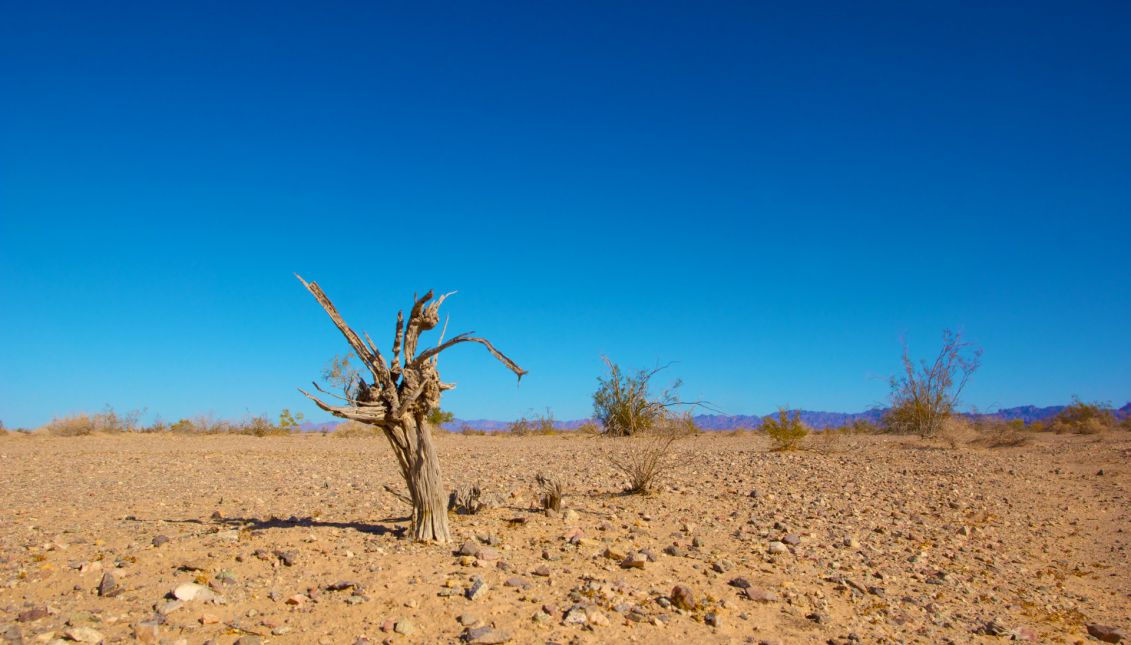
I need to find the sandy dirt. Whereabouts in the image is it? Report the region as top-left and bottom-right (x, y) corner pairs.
(1, 431), (1128, 644)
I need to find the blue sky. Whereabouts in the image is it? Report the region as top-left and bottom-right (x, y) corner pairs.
(1, 1), (1129, 428)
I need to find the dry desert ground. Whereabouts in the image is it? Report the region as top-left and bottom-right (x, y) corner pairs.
(1, 431), (1128, 644)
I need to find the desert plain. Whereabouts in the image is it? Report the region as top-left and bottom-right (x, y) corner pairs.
(0, 431), (1127, 644)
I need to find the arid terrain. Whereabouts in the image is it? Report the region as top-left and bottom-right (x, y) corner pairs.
(1, 431), (1127, 644)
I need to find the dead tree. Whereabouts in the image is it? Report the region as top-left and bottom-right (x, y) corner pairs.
(296, 276), (526, 543)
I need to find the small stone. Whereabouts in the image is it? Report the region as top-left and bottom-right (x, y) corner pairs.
(768, 541), (788, 554)
(744, 588), (779, 603)
(842, 537), (859, 548)
(782, 534), (801, 546)
(199, 613), (220, 625)
(326, 580), (360, 592)
(393, 620), (415, 635)
(620, 553), (646, 569)
(691, 536), (704, 548)
(458, 541), (480, 557)
(462, 626), (512, 644)
(504, 577), (530, 589)
(475, 547), (500, 561)
(173, 582), (216, 602)
(671, 585), (696, 610)
(663, 544), (686, 557)
(457, 613), (481, 627)
(706, 612), (720, 627)
(587, 608), (610, 626)
(286, 594), (307, 606)
(97, 572), (119, 597)
(563, 509), (579, 522)
(603, 546), (626, 561)
(532, 565), (551, 577)
(563, 606), (588, 625)
(1087, 624), (1125, 643)
(274, 550), (297, 567)
(712, 560), (734, 573)
(466, 578), (488, 601)
(235, 637), (263, 645)
(63, 627), (104, 644)
(152, 535), (170, 547)
(16, 607), (48, 622)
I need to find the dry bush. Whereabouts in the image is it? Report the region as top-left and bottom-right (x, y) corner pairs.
(935, 416), (979, 448)
(448, 485), (485, 514)
(458, 424), (488, 436)
(1048, 398), (1115, 435)
(884, 329), (981, 437)
(39, 407), (142, 436)
(169, 414), (232, 434)
(535, 473), (564, 511)
(234, 415), (291, 437)
(575, 420), (602, 435)
(593, 358), (694, 436)
(606, 414), (693, 494)
(762, 408), (809, 451)
(971, 417), (1032, 448)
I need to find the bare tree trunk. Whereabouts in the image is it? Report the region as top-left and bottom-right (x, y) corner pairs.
(407, 418), (450, 542)
(296, 277), (524, 544)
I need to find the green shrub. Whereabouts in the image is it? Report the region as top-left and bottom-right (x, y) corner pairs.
(884, 330), (981, 437)
(762, 408), (809, 451)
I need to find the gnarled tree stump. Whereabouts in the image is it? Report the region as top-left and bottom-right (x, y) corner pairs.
(296, 277), (525, 543)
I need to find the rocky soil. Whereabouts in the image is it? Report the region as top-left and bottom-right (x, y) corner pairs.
(1, 431), (1127, 644)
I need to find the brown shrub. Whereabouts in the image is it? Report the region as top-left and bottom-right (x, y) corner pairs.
(334, 420), (381, 438)
(606, 414), (693, 494)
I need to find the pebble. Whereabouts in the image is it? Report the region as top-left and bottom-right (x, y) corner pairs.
(620, 553), (647, 569)
(173, 583), (216, 602)
(532, 565), (551, 577)
(768, 541), (788, 554)
(152, 535), (170, 547)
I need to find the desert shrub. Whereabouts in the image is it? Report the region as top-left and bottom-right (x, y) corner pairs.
(169, 414), (232, 434)
(234, 415), (293, 437)
(278, 408), (304, 432)
(593, 357), (687, 437)
(1049, 397), (1115, 434)
(507, 416), (533, 436)
(884, 329), (981, 437)
(606, 414), (692, 494)
(762, 408), (809, 451)
(971, 417), (1031, 448)
(535, 473), (564, 511)
(335, 420), (381, 437)
(39, 407), (142, 436)
(458, 423), (487, 436)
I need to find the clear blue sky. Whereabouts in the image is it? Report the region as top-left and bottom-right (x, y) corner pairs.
(2, 1), (1129, 428)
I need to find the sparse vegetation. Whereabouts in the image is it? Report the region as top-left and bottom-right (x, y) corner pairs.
(1048, 397), (1115, 434)
(884, 329), (982, 437)
(427, 408), (455, 429)
(38, 407), (143, 436)
(606, 413), (692, 494)
(535, 473), (564, 511)
(762, 408), (809, 451)
(593, 358), (685, 437)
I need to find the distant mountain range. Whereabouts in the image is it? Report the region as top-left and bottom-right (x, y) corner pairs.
(299, 402), (1129, 432)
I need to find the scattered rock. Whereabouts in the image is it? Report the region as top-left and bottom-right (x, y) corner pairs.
(462, 626), (512, 644)
(393, 620), (415, 635)
(152, 535), (169, 547)
(744, 588), (779, 603)
(173, 582), (216, 602)
(16, 608), (48, 623)
(532, 565), (551, 577)
(671, 585), (697, 610)
(1087, 624), (1125, 643)
(768, 541), (788, 555)
(620, 553), (647, 569)
(782, 534), (801, 546)
(729, 577), (752, 589)
(712, 560), (734, 573)
(97, 572), (119, 597)
(63, 627), (104, 644)
(466, 578), (488, 601)
(457, 541), (480, 557)
(274, 550), (297, 567)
